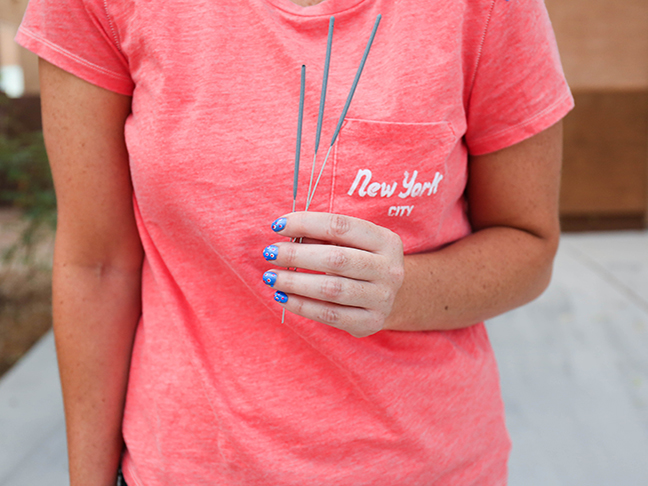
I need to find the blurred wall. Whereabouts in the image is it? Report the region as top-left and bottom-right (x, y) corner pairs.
(0, 0), (39, 96)
(546, 0), (648, 230)
(546, 0), (648, 90)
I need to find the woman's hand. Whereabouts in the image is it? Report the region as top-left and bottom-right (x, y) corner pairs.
(262, 212), (404, 337)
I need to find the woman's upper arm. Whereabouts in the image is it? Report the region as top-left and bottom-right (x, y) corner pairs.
(40, 58), (142, 269)
(466, 120), (563, 250)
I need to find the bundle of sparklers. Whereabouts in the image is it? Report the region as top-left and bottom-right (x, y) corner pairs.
(291, 14), (381, 213)
(282, 14), (382, 323)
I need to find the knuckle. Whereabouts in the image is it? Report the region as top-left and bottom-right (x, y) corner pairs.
(392, 232), (404, 250)
(282, 271), (297, 291)
(318, 306), (340, 325)
(293, 297), (305, 315)
(378, 286), (394, 305)
(388, 264), (405, 286)
(384, 231), (404, 257)
(326, 249), (349, 272)
(283, 244), (299, 266)
(321, 278), (344, 300)
(328, 214), (351, 238)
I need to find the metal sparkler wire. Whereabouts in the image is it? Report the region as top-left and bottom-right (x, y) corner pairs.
(305, 16), (335, 208)
(282, 64), (306, 325)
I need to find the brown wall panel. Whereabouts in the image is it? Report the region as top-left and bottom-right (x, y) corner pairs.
(545, 0), (648, 90)
(560, 91), (648, 222)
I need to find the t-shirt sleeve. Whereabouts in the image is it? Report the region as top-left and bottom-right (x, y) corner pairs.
(15, 0), (134, 95)
(464, 0), (574, 156)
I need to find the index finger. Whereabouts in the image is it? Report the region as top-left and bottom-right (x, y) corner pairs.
(272, 212), (400, 254)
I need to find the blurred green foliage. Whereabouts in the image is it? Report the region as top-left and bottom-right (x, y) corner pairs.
(0, 97), (56, 264)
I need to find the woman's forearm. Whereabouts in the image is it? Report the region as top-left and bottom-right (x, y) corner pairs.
(39, 58), (140, 485)
(53, 254), (142, 486)
(384, 225), (558, 331)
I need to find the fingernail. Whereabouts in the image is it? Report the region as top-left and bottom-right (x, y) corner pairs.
(274, 291), (288, 303)
(263, 245), (279, 261)
(263, 271), (277, 287)
(271, 217), (287, 232)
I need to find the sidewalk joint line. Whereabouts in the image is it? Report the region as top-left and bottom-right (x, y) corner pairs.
(562, 242), (648, 317)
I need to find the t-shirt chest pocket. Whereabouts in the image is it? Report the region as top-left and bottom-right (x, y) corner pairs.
(330, 119), (457, 253)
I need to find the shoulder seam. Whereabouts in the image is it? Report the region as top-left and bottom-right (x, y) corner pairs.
(102, 0), (124, 53)
(468, 0), (496, 98)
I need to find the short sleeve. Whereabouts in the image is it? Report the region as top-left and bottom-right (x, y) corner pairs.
(15, 0), (134, 95)
(465, 0), (574, 155)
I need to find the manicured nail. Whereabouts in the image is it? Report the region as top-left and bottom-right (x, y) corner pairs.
(271, 218), (287, 232)
(274, 291), (288, 303)
(263, 271), (277, 287)
(263, 245), (279, 261)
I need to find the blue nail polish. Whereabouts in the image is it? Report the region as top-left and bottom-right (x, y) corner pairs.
(271, 218), (287, 232)
(263, 271), (277, 287)
(274, 291), (288, 303)
(263, 245), (279, 261)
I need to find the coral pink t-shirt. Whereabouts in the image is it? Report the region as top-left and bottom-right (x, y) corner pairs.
(18, 0), (573, 484)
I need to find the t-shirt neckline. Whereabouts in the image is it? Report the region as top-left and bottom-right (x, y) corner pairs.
(261, 0), (370, 17)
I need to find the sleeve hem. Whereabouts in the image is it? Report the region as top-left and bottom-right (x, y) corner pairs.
(467, 91), (575, 156)
(15, 27), (134, 96)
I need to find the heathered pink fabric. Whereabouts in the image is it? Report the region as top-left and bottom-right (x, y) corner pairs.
(18, 0), (573, 484)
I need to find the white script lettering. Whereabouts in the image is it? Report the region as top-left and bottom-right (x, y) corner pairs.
(430, 172), (443, 194)
(348, 169), (398, 198)
(347, 168), (443, 199)
(388, 205), (414, 217)
(399, 171), (418, 198)
(399, 171), (443, 198)
(347, 169), (372, 197)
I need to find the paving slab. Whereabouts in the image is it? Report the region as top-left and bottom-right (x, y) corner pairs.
(0, 230), (647, 485)
(0, 331), (68, 486)
(561, 230), (648, 311)
(487, 232), (648, 485)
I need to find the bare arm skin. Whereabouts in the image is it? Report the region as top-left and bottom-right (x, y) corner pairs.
(40, 59), (142, 486)
(265, 121), (562, 335)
